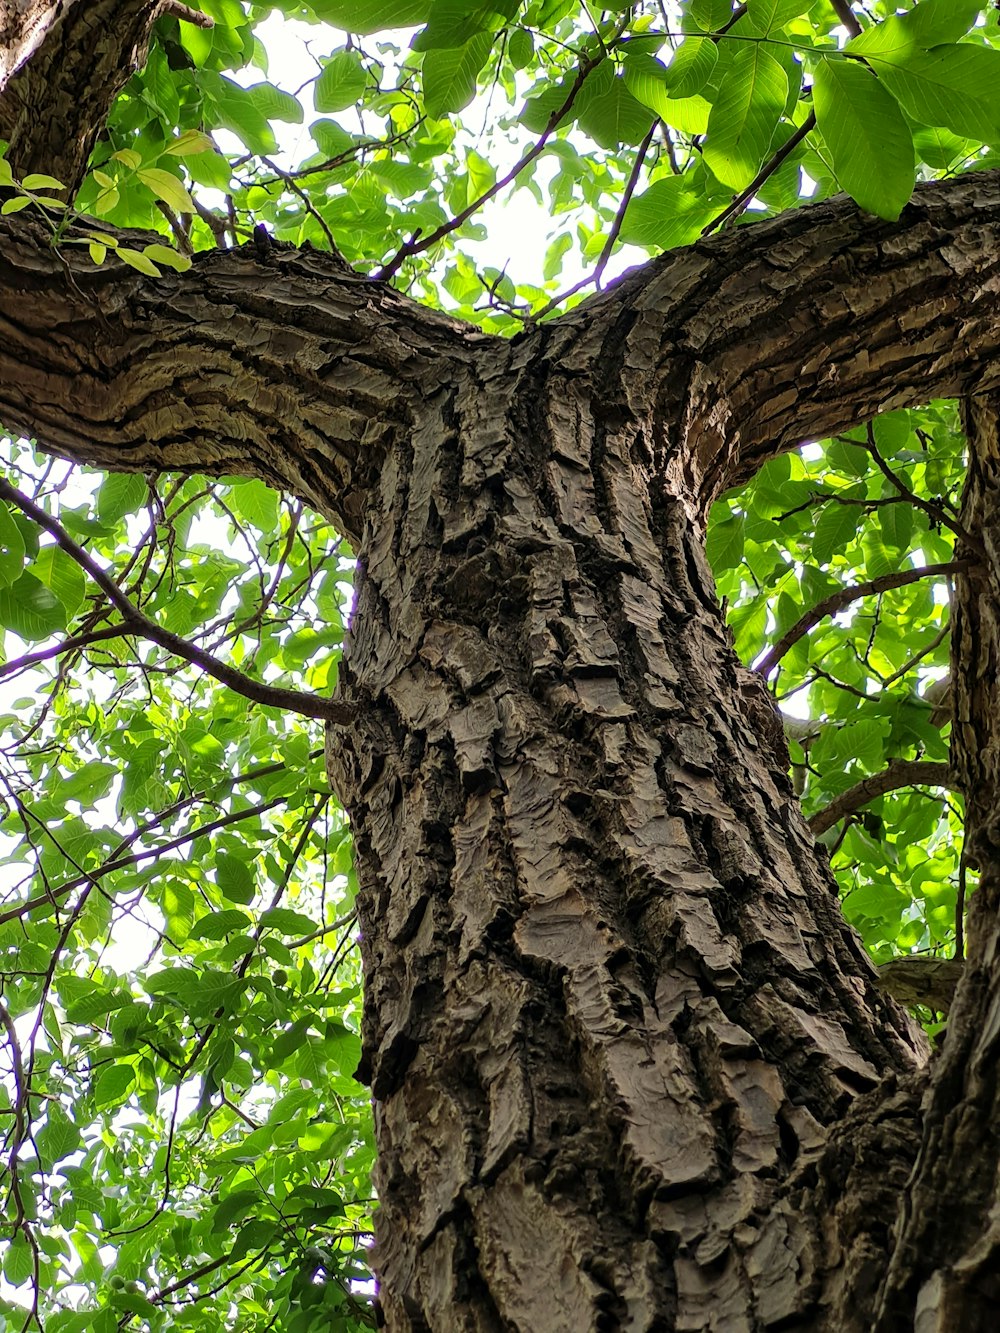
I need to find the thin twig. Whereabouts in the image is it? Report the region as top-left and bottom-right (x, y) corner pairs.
(375, 43), (614, 281)
(860, 425), (985, 556)
(0, 623), (130, 681)
(0, 478), (351, 725)
(809, 759), (952, 835)
(0, 797), (289, 927)
(758, 561), (970, 678)
(529, 118), (657, 320)
(703, 112), (816, 235)
(883, 620), (951, 689)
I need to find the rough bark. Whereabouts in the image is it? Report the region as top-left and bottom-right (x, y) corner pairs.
(4, 174), (1000, 531)
(321, 331), (925, 1330)
(7, 8), (1000, 1327)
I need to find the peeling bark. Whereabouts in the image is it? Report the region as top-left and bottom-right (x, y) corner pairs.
(322, 332), (925, 1330)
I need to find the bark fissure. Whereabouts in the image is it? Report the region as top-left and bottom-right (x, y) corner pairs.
(321, 345), (928, 1327)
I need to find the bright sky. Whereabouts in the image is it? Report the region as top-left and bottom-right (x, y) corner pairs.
(224, 11), (643, 291)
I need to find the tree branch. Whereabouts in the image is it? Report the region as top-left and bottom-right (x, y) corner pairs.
(0, 795), (288, 927)
(602, 173), (1000, 511)
(829, 0), (862, 40)
(375, 44), (609, 282)
(0, 476), (352, 725)
(703, 112), (816, 236)
(0, 0), (213, 190)
(757, 562), (972, 678)
(0, 214), (477, 543)
(860, 424), (982, 555)
(809, 760), (953, 836)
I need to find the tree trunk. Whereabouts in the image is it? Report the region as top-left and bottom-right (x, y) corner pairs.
(321, 343), (929, 1329)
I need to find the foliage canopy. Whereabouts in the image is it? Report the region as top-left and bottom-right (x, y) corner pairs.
(0, 0), (993, 1326)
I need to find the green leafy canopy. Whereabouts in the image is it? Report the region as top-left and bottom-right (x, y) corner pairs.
(0, 0), (995, 1327)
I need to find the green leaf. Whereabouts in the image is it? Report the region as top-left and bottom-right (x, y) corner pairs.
(206, 77), (279, 155)
(862, 528), (895, 579)
(212, 1188), (260, 1231)
(37, 1105), (82, 1166)
(137, 167), (194, 213)
(183, 146), (233, 191)
(216, 852), (256, 905)
(508, 28), (534, 70)
(21, 172), (65, 191)
(93, 1064), (136, 1109)
(230, 1219), (277, 1262)
(3, 1235), (33, 1287)
(746, 0), (810, 34)
(850, 1), (982, 56)
(706, 513), (745, 574)
(142, 243), (191, 272)
(867, 45), (1000, 144)
(619, 176), (717, 250)
(704, 43), (788, 189)
(97, 472), (147, 523)
(812, 57), (914, 220)
(912, 124), (977, 170)
(60, 759), (117, 802)
(812, 504), (860, 565)
(187, 970), (243, 1011)
(898, 0), (982, 47)
(259, 907), (319, 936)
(687, 0), (732, 32)
(117, 247), (161, 276)
(872, 410), (911, 454)
(622, 54), (711, 134)
(0, 571), (65, 641)
(310, 0), (432, 34)
(879, 504), (913, 553)
(0, 503), (26, 586)
(661, 37), (718, 97)
(145, 967), (198, 998)
(190, 909), (253, 940)
(423, 32), (494, 118)
(230, 480), (279, 532)
(730, 595), (768, 660)
(314, 50), (368, 114)
(247, 82), (304, 124)
(163, 129), (216, 156)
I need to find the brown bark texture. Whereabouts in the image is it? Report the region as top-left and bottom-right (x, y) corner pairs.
(5, 4), (1000, 1329)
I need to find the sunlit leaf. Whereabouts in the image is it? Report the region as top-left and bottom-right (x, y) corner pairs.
(813, 57), (914, 219)
(704, 43), (788, 189)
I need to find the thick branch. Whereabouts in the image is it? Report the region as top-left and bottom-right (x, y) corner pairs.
(809, 759), (953, 835)
(0, 0), (212, 191)
(757, 562), (970, 678)
(0, 476), (350, 724)
(577, 173), (1000, 513)
(0, 215), (485, 542)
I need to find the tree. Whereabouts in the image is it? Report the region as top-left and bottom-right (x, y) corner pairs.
(0, 0), (999, 1328)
